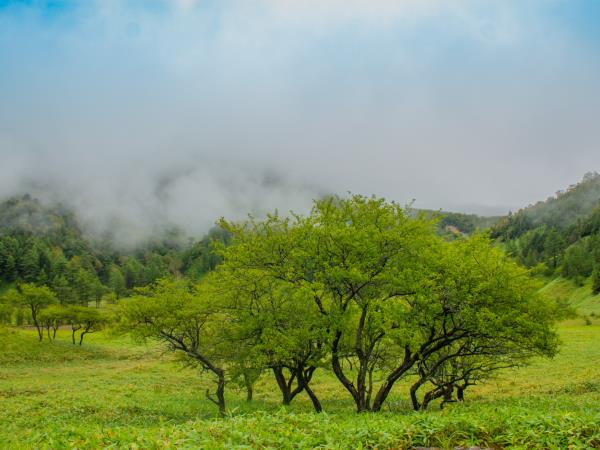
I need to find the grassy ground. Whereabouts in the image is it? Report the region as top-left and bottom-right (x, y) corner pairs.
(540, 276), (600, 316)
(1, 322), (600, 449)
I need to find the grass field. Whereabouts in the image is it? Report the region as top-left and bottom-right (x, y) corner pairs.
(1, 319), (600, 449)
(540, 277), (600, 316)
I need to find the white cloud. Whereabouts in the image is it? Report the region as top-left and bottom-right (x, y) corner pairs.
(0, 0), (599, 243)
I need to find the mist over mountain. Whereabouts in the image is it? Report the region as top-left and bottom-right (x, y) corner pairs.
(2, 1), (600, 243)
(0, 151), (327, 246)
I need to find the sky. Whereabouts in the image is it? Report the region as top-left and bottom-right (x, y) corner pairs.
(1, 0), (600, 242)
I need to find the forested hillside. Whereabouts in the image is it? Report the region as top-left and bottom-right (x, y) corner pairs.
(492, 172), (600, 295)
(0, 195), (227, 305)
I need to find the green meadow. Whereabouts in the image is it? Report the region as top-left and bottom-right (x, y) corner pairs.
(1, 320), (599, 449)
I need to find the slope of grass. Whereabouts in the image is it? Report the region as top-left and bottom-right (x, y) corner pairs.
(540, 276), (600, 316)
(1, 324), (600, 449)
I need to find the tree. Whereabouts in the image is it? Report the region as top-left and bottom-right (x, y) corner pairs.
(220, 196), (559, 412)
(592, 266), (600, 295)
(0, 236), (18, 281)
(50, 274), (78, 305)
(17, 244), (41, 282)
(544, 228), (565, 270)
(69, 306), (107, 345)
(562, 239), (593, 280)
(123, 257), (146, 289)
(38, 305), (67, 340)
(61, 306), (83, 345)
(221, 195), (437, 412)
(118, 278), (228, 416)
(0, 300), (12, 324)
(4, 284), (57, 341)
(404, 235), (558, 410)
(108, 265), (126, 298)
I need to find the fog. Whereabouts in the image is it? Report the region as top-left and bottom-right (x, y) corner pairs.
(1, 1), (599, 242)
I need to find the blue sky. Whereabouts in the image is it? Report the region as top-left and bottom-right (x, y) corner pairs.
(1, 1), (600, 239)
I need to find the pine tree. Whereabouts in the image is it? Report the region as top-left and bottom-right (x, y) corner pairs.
(592, 266), (600, 295)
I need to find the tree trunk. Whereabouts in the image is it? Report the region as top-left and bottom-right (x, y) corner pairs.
(354, 307), (370, 412)
(216, 374), (226, 417)
(296, 366), (322, 413)
(409, 380), (423, 411)
(31, 307), (42, 341)
(79, 330), (89, 346)
(440, 386), (455, 409)
(304, 383), (323, 412)
(243, 372), (254, 402)
(331, 332), (363, 411)
(371, 348), (415, 412)
(205, 371), (226, 417)
(273, 367), (293, 404)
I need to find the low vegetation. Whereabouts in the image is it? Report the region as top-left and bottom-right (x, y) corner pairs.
(0, 324), (598, 449)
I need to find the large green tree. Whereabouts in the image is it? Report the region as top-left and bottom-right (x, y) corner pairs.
(220, 195), (559, 412)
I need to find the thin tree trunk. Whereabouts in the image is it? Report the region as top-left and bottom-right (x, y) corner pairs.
(243, 372), (254, 402)
(331, 331), (363, 411)
(31, 307), (42, 341)
(371, 347), (415, 412)
(79, 330), (88, 346)
(304, 384), (323, 413)
(409, 380), (423, 411)
(216, 374), (226, 417)
(273, 367), (292, 404)
(354, 307), (370, 411)
(205, 371), (227, 417)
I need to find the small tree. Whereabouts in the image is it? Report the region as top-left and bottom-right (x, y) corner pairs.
(71, 306), (107, 345)
(406, 235), (559, 411)
(4, 284), (57, 341)
(60, 306), (82, 344)
(38, 305), (67, 340)
(118, 278), (228, 416)
(0, 299), (13, 324)
(591, 266), (600, 295)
